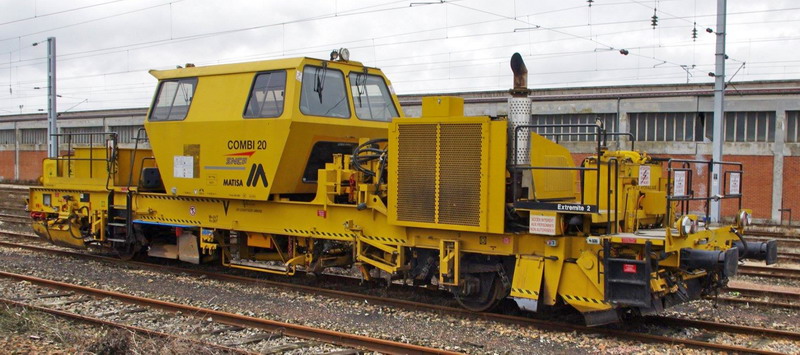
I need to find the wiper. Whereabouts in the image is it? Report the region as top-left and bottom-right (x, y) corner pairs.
(355, 71), (367, 107)
(313, 63), (328, 103)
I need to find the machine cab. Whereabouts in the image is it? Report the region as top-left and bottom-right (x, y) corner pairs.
(144, 55), (403, 201)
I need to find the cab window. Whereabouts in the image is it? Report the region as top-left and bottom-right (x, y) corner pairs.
(349, 73), (398, 121)
(300, 66), (350, 118)
(244, 71), (286, 118)
(149, 78), (197, 121)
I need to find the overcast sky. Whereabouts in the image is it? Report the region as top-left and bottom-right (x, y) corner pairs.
(0, 0), (797, 115)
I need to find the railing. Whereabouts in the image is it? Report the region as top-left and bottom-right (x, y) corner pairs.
(126, 127), (150, 191)
(511, 123), (632, 234)
(663, 158), (743, 226)
(50, 132), (118, 180)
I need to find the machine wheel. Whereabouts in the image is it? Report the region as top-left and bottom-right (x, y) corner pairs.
(114, 242), (141, 261)
(454, 272), (508, 312)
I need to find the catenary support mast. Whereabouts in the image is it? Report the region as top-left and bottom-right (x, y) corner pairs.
(710, 0), (726, 222)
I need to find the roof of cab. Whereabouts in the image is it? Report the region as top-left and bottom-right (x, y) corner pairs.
(148, 57), (366, 80)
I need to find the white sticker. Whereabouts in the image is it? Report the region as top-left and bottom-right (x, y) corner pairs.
(388, 85), (395, 95)
(729, 172), (741, 195)
(295, 70), (302, 82)
(638, 165), (651, 186)
(530, 215), (557, 235)
(174, 156), (194, 178)
(673, 171), (687, 197)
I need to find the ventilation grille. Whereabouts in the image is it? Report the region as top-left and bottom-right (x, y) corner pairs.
(396, 124), (437, 223)
(439, 124), (482, 226)
(395, 122), (484, 228)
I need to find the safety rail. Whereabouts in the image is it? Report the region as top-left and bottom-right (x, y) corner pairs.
(663, 158), (743, 226)
(126, 127), (150, 191)
(512, 123), (621, 234)
(50, 132), (118, 180)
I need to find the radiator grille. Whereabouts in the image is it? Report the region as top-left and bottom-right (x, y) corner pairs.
(395, 122), (484, 227)
(396, 124), (436, 223)
(438, 124), (482, 226)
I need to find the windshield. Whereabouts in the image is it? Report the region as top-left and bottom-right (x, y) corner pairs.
(349, 72), (398, 122)
(300, 66), (350, 118)
(149, 78), (197, 121)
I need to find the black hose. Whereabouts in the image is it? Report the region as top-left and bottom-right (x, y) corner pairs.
(351, 138), (388, 178)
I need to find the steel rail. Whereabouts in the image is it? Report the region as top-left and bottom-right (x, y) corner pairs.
(0, 236), (793, 354)
(644, 315), (800, 341)
(738, 265), (800, 280)
(0, 297), (255, 355)
(0, 269), (460, 355)
(713, 296), (800, 309)
(725, 286), (800, 301)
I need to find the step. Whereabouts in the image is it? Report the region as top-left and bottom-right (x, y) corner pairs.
(607, 278), (648, 285)
(107, 222), (127, 227)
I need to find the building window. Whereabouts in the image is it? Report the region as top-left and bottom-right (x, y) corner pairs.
(628, 112), (711, 142)
(62, 127), (104, 144)
(244, 71), (287, 118)
(0, 130), (14, 144)
(109, 125), (146, 144)
(20, 129), (46, 145)
(530, 113), (617, 142)
(724, 111), (774, 143)
(788, 111), (800, 143)
(149, 77), (198, 121)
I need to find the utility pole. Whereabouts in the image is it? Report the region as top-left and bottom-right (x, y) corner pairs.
(47, 37), (57, 158)
(710, 0), (726, 222)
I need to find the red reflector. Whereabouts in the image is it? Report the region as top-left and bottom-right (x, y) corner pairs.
(317, 210), (327, 218)
(621, 237), (637, 244)
(623, 264), (637, 273)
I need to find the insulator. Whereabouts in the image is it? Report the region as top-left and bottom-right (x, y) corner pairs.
(587, 0), (594, 6)
(651, 11), (658, 29)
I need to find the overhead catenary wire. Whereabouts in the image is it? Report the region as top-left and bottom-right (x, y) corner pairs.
(1, 0), (800, 114)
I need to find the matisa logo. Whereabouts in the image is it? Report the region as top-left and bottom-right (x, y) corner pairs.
(246, 164), (268, 187)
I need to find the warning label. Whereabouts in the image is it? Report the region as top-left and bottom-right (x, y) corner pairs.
(530, 215), (557, 235)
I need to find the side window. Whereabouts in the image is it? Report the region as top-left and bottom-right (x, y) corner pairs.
(244, 71), (287, 118)
(149, 78), (197, 121)
(300, 66), (350, 118)
(349, 73), (399, 121)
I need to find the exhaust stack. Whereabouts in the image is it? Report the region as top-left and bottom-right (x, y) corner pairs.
(508, 53), (532, 166)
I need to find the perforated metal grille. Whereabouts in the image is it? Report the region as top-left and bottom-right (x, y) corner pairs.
(396, 124), (436, 223)
(439, 123), (482, 226)
(508, 97), (532, 165)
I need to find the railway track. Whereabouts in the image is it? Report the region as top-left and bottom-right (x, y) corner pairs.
(0, 232), (796, 354)
(0, 297), (255, 355)
(0, 269), (452, 355)
(738, 264), (800, 280)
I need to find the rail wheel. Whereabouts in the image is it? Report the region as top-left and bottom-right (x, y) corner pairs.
(454, 271), (509, 312)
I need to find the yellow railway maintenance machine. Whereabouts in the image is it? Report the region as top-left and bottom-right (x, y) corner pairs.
(28, 51), (777, 325)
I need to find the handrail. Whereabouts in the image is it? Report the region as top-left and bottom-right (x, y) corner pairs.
(509, 124), (604, 212)
(49, 131), (118, 180)
(126, 128), (149, 191)
(511, 123), (633, 234)
(665, 158), (743, 227)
